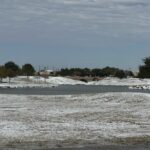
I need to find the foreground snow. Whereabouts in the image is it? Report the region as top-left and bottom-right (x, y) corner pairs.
(0, 93), (150, 147)
(0, 76), (150, 89)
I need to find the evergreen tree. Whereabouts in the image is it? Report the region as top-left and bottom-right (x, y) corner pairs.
(138, 57), (150, 78)
(4, 61), (20, 75)
(22, 64), (35, 77)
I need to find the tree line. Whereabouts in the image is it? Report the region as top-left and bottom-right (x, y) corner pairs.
(56, 57), (150, 79)
(0, 61), (35, 83)
(56, 67), (134, 78)
(0, 57), (150, 83)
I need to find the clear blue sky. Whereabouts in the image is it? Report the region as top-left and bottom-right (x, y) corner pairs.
(0, 0), (150, 70)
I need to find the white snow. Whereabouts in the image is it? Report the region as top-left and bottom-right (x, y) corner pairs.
(0, 76), (150, 88)
(88, 77), (150, 86)
(0, 76), (86, 88)
(129, 85), (150, 90)
(0, 93), (150, 146)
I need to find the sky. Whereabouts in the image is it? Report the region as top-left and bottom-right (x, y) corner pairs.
(0, 0), (150, 70)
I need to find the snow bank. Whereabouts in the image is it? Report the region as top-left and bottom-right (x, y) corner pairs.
(30, 76), (86, 85)
(0, 93), (150, 146)
(0, 76), (86, 88)
(0, 76), (150, 88)
(88, 77), (150, 86)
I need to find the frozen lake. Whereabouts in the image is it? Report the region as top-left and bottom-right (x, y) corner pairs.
(0, 85), (149, 95)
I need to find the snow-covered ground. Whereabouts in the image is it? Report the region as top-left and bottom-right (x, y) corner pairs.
(0, 93), (150, 147)
(88, 77), (150, 90)
(88, 77), (150, 86)
(0, 76), (86, 88)
(0, 76), (150, 89)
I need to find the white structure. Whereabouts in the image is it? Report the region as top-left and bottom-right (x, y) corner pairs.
(39, 70), (54, 76)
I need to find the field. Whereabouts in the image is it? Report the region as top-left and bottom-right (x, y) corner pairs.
(0, 93), (150, 149)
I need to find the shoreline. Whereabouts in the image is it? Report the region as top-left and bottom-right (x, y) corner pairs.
(1, 143), (150, 150)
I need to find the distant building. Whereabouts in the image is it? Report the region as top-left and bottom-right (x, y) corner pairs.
(39, 70), (55, 76)
(133, 71), (139, 77)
